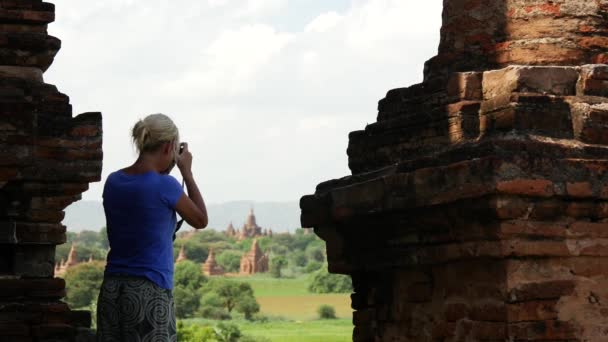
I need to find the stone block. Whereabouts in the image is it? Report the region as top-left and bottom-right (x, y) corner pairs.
(483, 66), (580, 99)
(446, 71), (483, 101)
(10, 245), (55, 278)
(571, 102), (608, 145)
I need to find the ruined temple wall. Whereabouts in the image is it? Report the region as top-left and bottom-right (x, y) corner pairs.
(301, 0), (608, 340)
(426, 0), (608, 79)
(0, 1), (103, 341)
(332, 196), (608, 340)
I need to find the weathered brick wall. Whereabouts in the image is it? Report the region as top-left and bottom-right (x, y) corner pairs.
(0, 1), (103, 341)
(426, 0), (608, 79)
(301, 1), (608, 341)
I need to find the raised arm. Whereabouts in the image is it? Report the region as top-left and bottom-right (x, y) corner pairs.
(175, 143), (208, 229)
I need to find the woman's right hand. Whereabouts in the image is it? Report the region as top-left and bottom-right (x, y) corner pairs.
(175, 141), (208, 229)
(177, 142), (193, 177)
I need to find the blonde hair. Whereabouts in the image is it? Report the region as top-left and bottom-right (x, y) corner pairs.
(131, 114), (180, 158)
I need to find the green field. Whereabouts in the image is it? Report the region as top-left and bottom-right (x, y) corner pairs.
(234, 274), (311, 296)
(184, 275), (354, 341)
(185, 318), (353, 342)
(229, 274), (353, 320)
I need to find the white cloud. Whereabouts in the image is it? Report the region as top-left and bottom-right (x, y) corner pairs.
(206, 0), (286, 17)
(344, 0), (442, 52)
(206, 24), (294, 81)
(305, 11), (343, 33)
(45, 0), (442, 204)
(160, 24), (294, 97)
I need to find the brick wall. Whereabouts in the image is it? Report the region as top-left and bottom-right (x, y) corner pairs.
(426, 0), (608, 80)
(0, 1), (102, 341)
(301, 1), (608, 341)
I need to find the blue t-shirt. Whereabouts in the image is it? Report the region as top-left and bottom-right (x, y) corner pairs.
(102, 170), (183, 289)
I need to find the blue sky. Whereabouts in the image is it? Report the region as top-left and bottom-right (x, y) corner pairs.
(45, 0), (442, 204)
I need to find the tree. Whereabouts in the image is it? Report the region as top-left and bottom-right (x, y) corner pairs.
(191, 229), (232, 244)
(64, 262), (104, 308)
(213, 323), (241, 342)
(174, 286), (200, 318)
(55, 243), (71, 263)
(76, 230), (101, 247)
(181, 241), (208, 263)
(173, 260), (207, 318)
(216, 250), (242, 273)
(235, 293), (260, 320)
(290, 250), (307, 267)
(271, 234), (295, 250)
(305, 245), (325, 263)
(74, 244), (105, 262)
(308, 268), (353, 294)
(99, 227), (109, 249)
(198, 292), (231, 320)
(269, 244), (288, 256)
(174, 260), (206, 290)
(317, 305), (337, 319)
(199, 279), (260, 320)
(304, 261), (322, 273)
(270, 256), (287, 278)
(292, 231), (316, 251)
(177, 321), (215, 342)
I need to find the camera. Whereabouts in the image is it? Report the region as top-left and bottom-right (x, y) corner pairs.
(179, 142), (185, 154)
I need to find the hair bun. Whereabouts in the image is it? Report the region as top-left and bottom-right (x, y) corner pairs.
(131, 114), (179, 154)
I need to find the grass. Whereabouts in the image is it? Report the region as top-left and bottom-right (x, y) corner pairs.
(185, 318), (353, 342)
(257, 295), (351, 320)
(227, 274), (353, 320)
(228, 273), (311, 296)
(186, 274), (354, 341)
(239, 319), (352, 342)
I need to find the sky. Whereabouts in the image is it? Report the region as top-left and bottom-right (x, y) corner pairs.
(45, 0), (442, 204)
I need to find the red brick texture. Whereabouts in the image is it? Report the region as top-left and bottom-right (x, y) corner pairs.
(0, 1), (102, 341)
(301, 1), (608, 341)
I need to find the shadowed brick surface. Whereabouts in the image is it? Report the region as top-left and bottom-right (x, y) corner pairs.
(302, 0), (608, 341)
(0, 1), (102, 341)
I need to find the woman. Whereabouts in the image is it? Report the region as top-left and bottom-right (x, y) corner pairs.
(97, 113), (208, 341)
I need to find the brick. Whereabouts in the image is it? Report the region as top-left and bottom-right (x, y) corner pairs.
(352, 309), (373, 326)
(493, 197), (530, 219)
(353, 325), (374, 342)
(29, 195), (81, 210)
(529, 200), (567, 219)
(569, 222), (608, 238)
(14, 222), (66, 244)
(507, 300), (559, 321)
(0, 9), (54, 24)
(509, 320), (578, 340)
(0, 323), (29, 336)
(0, 166), (18, 180)
(483, 66), (579, 99)
(444, 302), (468, 322)
(0, 278), (66, 298)
(566, 182), (593, 198)
(499, 220), (567, 239)
(447, 71), (483, 100)
(566, 202), (597, 218)
(31, 323), (74, 338)
(504, 239), (570, 257)
(496, 179), (554, 197)
(407, 282), (432, 303)
(469, 302), (507, 322)
(508, 280), (576, 303)
(68, 310), (91, 328)
(69, 125), (99, 137)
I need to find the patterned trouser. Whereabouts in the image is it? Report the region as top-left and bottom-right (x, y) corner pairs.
(96, 275), (176, 342)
